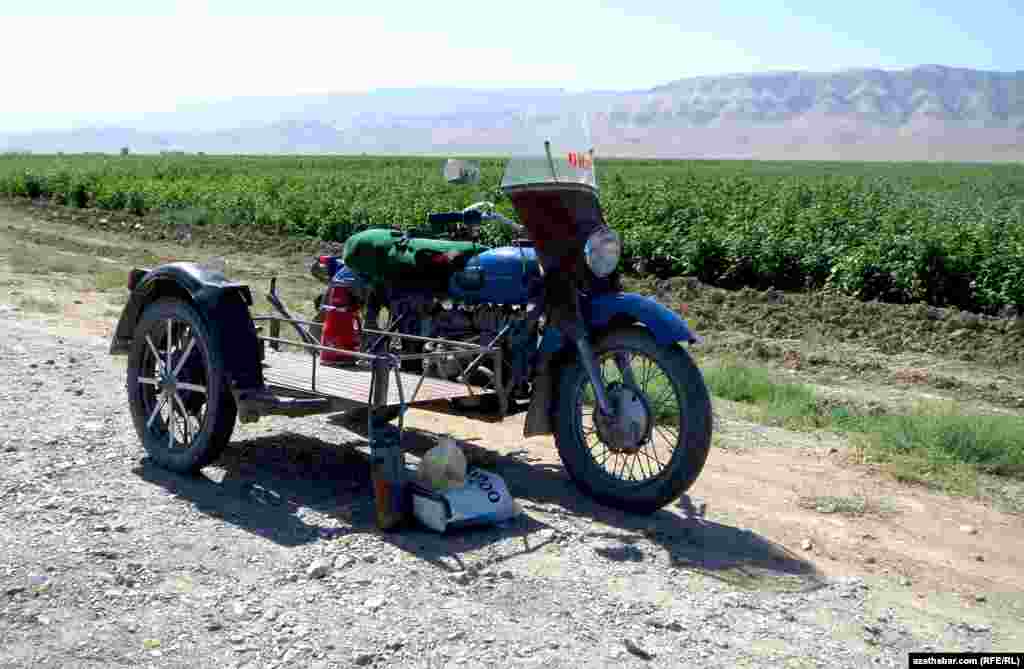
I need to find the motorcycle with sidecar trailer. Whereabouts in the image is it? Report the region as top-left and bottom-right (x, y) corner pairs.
(109, 112), (713, 528)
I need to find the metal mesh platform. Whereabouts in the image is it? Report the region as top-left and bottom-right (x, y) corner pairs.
(262, 351), (487, 407)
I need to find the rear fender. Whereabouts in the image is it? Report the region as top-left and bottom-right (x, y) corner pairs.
(109, 262), (263, 390)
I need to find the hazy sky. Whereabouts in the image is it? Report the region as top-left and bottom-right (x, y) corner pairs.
(1, 0), (1020, 132)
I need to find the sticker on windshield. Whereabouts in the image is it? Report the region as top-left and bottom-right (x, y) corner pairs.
(567, 151), (592, 169)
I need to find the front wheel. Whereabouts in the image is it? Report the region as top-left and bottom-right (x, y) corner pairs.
(554, 327), (712, 514)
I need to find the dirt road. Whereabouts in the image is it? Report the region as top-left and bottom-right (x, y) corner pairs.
(1, 204), (1022, 668)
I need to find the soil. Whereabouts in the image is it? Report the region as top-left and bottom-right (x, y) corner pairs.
(1, 202), (1023, 668)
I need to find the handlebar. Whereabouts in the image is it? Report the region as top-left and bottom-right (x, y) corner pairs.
(462, 201), (526, 236)
(426, 202), (526, 237)
(427, 210), (483, 226)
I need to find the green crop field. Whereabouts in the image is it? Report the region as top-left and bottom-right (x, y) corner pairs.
(2, 153), (1023, 313)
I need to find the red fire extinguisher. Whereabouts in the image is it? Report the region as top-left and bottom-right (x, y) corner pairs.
(319, 282), (362, 365)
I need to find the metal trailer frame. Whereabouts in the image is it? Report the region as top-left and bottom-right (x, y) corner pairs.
(235, 282), (505, 530)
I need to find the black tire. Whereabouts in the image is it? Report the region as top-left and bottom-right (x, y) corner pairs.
(554, 327), (712, 514)
(127, 298), (237, 474)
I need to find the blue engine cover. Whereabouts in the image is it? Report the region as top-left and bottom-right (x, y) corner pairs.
(448, 246), (540, 305)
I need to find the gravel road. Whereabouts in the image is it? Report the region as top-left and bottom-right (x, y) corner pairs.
(0, 300), (1010, 669)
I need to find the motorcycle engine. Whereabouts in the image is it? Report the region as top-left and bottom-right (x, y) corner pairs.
(422, 303), (508, 381)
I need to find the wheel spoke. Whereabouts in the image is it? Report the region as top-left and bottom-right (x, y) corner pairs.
(640, 358), (655, 393)
(626, 455), (639, 481)
(173, 392), (191, 445)
(166, 319), (173, 372)
(146, 394), (168, 429)
(640, 445), (664, 471)
(177, 382), (207, 395)
(146, 336), (164, 374)
(138, 377), (159, 387)
(655, 424), (679, 446)
(172, 336), (197, 378)
(635, 452), (651, 480)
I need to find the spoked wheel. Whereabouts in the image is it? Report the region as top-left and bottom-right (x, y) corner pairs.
(555, 326), (712, 514)
(127, 298), (236, 473)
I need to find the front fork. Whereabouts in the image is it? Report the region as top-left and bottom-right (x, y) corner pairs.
(573, 335), (614, 417)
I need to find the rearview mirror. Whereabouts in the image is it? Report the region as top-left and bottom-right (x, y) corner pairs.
(443, 159), (480, 185)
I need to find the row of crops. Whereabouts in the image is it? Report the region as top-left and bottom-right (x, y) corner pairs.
(2, 153), (1023, 313)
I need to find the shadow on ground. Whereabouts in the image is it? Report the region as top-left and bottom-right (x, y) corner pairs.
(136, 408), (825, 593)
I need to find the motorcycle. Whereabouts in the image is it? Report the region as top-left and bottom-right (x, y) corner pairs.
(307, 112), (713, 512)
(111, 111), (711, 517)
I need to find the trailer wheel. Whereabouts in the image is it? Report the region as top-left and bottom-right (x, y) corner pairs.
(126, 298), (237, 473)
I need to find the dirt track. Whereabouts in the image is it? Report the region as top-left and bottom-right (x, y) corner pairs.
(1, 204), (1023, 668)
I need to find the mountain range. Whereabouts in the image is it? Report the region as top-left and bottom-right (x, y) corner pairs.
(2, 65), (1022, 161)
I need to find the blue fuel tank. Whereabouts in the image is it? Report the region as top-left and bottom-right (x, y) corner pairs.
(448, 245), (541, 305)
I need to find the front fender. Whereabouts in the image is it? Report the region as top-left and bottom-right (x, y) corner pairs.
(109, 262), (262, 389)
(582, 292), (700, 346)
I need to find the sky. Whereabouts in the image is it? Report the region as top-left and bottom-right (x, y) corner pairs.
(0, 0), (1021, 132)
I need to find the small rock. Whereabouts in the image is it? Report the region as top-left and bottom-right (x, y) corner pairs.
(334, 556), (356, 570)
(449, 571), (472, 586)
(354, 652), (375, 666)
(206, 621), (224, 631)
(864, 556), (877, 565)
(975, 594), (987, 603)
(306, 559), (331, 580)
(801, 539), (813, 551)
(499, 569), (514, 579)
(623, 638), (654, 660)
(972, 554), (985, 562)
(960, 524), (979, 535)
(364, 597), (385, 612)
(447, 631), (465, 641)
(362, 555), (377, 564)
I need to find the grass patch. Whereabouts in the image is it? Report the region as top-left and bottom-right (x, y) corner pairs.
(18, 296), (60, 313)
(704, 358), (1024, 498)
(95, 269), (127, 291)
(848, 407), (1024, 495)
(796, 494), (897, 517)
(5, 240), (110, 277)
(704, 359), (824, 428)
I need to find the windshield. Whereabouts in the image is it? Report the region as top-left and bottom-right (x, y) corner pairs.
(499, 110), (597, 192)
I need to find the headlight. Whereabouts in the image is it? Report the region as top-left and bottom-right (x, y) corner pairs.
(584, 228), (621, 278)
